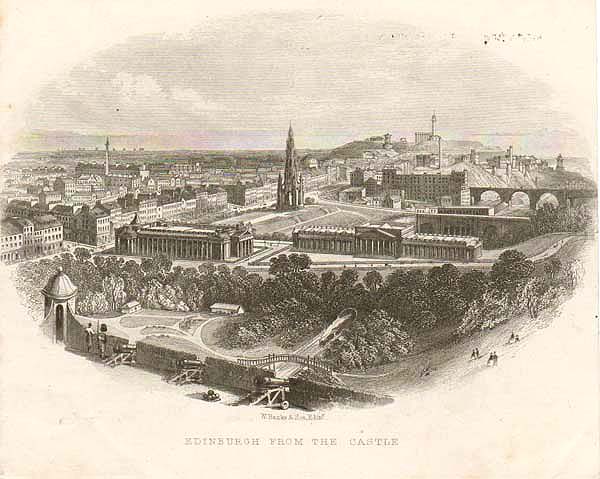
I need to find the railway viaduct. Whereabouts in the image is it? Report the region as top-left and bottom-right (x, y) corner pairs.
(469, 186), (597, 209)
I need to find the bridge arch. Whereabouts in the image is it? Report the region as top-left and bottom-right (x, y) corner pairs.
(536, 192), (560, 209)
(478, 190), (502, 205)
(509, 191), (531, 209)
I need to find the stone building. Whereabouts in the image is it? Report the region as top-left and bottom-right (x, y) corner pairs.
(115, 220), (254, 261)
(1, 215), (63, 262)
(350, 168), (365, 187)
(40, 267), (78, 344)
(382, 169), (467, 205)
(338, 187), (366, 203)
(416, 211), (532, 247)
(401, 232), (482, 261)
(292, 221), (483, 262)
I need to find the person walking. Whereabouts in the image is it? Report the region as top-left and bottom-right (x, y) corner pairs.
(85, 323), (95, 354)
(492, 351), (498, 366)
(475, 348), (480, 359)
(487, 352), (494, 366)
(471, 349), (477, 360)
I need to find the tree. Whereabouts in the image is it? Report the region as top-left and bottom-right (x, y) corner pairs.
(288, 253), (312, 272)
(102, 274), (127, 311)
(269, 254), (290, 275)
(519, 277), (563, 319)
(74, 247), (92, 262)
(563, 259), (584, 289)
(78, 291), (110, 315)
(232, 265), (248, 278)
(363, 270), (383, 292)
(338, 268), (359, 288)
(426, 264), (465, 321)
(544, 257), (562, 282)
(490, 250), (534, 293)
(459, 270), (489, 304)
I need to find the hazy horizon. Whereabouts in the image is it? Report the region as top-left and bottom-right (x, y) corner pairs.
(15, 12), (595, 158)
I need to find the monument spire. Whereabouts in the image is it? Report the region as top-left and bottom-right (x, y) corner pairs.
(105, 137), (110, 176)
(277, 123), (304, 211)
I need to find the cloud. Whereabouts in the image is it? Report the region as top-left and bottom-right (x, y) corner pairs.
(170, 87), (222, 113)
(20, 12), (593, 155)
(112, 72), (165, 105)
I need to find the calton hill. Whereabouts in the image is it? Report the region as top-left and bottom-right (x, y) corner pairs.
(14, 203), (588, 374)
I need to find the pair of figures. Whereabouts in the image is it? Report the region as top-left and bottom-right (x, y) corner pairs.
(84, 323), (108, 359)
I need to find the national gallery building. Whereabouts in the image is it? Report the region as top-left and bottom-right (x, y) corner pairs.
(115, 219), (254, 261)
(292, 222), (482, 262)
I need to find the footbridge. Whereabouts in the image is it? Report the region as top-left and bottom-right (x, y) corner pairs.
(238, 353), (336, 376)
(237, 308), (357, 380)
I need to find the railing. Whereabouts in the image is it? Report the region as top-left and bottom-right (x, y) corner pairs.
(238, 353), (335, 374)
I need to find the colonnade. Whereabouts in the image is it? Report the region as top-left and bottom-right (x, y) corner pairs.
(117, 235), (230, 260)
(354, 238), (400, 257)
(295, 237), (353, 254)
(402, 242), (479, 261)
(235, 238), (253, 258)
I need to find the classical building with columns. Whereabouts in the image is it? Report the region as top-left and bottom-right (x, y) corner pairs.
(292, 221), (483, 262)
(401, 232), (482, 261)
(292, 223), (408, 259)
(115, 219), (254, 261)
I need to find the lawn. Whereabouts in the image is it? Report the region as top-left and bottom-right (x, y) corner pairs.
(140, 325), (188, 336)
(306, 210), (369, 227)
(120, 316), (182, 328)
(482, 233), (574, 260)
(338, 303), (562, 395)
(252, 206), (333, 235)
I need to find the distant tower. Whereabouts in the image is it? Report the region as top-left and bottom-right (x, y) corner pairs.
(383, 133), (393, 150)
(276, 123), (304, 210)
(555, 154), (565, 171)
(431, 112), (437, 136)
(105, 137), (110, 176)
(40, 267), (78, 344)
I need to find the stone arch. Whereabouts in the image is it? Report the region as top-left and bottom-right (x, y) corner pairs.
(536, 192), (560, 209)
(510, 191), (531, 208)
(478, 190), (502, 205)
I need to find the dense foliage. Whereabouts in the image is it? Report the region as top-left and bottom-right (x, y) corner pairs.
(15, 246), (580, 371)
(533, 203), (594, 235)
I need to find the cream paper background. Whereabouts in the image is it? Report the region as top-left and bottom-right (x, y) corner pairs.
(0, 0), (598, 477)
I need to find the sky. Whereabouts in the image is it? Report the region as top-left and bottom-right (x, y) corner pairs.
(1, 1), (596, 157)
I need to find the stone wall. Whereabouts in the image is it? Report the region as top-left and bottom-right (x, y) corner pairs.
(135, 340), (197, 373)
(203, 356), (275, 392)
(287, 377), (393, 409)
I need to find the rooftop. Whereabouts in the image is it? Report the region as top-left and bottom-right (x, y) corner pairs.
(404, 231), (482, 247)
(210, 303), (242, 311)
(42, 267), (78, 300)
